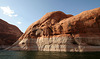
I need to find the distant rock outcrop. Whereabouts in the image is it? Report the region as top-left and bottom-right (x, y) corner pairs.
(7, 7), (100, 52)
(0, 19), (23, 49)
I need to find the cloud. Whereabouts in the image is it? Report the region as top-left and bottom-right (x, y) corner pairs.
(0, 6), (18, 17)
(17, 22), (22, 24)
(14, 14), (18, 17)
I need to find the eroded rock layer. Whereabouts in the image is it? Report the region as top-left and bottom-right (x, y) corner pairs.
(7, 8), (100, 52)
(0, 19), (23, 49)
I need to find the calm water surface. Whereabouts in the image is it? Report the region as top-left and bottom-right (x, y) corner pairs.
(0, 50), (100, 59)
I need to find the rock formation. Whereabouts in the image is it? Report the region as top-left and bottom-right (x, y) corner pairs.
(0, 19), (23, 49)
(7, 7), (100, 52)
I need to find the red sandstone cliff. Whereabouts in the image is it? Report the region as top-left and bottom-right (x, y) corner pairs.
(0, 19), (23, 49)
(7, 7), (100, 52)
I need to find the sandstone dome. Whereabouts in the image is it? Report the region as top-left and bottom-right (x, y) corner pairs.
(7, 7), (100, 52)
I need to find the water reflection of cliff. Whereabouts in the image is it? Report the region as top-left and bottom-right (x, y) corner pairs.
(0, 51), (100, 59)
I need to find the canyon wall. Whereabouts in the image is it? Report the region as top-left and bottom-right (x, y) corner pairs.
(7, 7), (100, 52)
(0, 19), (23, 49)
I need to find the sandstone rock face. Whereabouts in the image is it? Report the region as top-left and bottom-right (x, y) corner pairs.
(0, 19), (23, 49)
(7, 8), (100, 52)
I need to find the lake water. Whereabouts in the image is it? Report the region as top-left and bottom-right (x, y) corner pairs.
(0, 50), (100, 59)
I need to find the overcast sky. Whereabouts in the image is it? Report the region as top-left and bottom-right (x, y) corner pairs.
(0, 0), (100, 32)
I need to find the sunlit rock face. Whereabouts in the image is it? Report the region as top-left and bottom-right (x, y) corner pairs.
(0, 19), (23, 49)
(7, 7), (100, 52)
